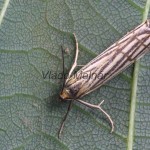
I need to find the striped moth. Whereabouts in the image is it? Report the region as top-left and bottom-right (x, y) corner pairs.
(59, 20), (150, 138)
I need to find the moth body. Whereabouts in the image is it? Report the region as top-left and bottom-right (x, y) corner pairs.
(60, 20), (150, 100)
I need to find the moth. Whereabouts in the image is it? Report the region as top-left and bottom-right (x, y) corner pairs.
(59, 19), (150, 138)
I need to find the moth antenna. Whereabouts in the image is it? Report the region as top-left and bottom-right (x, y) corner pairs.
(61, 46), (66, 92)
(58, 100), (74, 139)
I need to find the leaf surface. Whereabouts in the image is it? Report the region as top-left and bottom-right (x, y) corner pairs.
(0, 0), (150, 149)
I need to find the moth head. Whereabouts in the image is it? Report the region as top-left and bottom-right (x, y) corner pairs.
(60, 88), (72, 100)
(60, 83), (81, 100)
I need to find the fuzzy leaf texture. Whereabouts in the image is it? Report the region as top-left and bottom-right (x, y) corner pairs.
(0, 0), (150, 150)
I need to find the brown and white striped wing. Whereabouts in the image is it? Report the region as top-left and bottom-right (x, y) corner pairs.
(66, 20), (150, 98)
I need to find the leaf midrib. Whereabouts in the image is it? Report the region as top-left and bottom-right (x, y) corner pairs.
(127, 1), (150, 150)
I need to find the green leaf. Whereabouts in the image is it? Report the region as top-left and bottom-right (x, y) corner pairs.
(0, 0), (150, 149)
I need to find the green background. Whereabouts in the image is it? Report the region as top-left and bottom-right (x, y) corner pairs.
(0, 0), (150, 149)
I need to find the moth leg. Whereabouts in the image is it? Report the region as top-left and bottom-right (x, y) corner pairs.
(58, 100), (74, 139)
(76, 99), (114, 133)
(67, 33), (79, 78)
